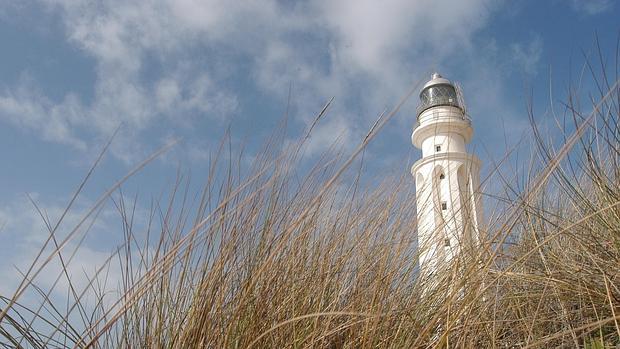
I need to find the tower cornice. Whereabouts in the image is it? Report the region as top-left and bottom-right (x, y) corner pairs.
(412, 118), (473, 148)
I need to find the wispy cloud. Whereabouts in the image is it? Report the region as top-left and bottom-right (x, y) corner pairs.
(569, 0), (613, 15)
(0, 0), (500, 162)
(0, 75), (86, 150)
(0, 194), (119, 300)
(510, 36), (543, 76)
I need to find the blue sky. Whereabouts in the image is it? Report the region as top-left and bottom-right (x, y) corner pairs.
(0, 0), (618, 298)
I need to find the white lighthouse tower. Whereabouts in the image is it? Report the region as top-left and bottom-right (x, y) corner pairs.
(411, 73), (482, 281)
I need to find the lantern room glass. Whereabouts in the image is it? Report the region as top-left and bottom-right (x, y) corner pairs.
(417, 84), (460, 115)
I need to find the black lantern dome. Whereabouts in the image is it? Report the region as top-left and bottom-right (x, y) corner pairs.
(417, 73), (462, 116)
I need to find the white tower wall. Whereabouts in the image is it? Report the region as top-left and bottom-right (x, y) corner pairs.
(411, 74), (483, 282)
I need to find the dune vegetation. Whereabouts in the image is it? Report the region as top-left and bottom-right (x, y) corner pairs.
(1, 54), (619, 348)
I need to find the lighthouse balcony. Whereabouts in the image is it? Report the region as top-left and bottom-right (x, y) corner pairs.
(412, 106), (473, 148)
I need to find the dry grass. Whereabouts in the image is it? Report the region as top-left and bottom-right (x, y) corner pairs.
(1, 57), (619, 348)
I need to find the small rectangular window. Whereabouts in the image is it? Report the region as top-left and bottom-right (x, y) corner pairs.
(441, 202), (447, 210)
(435, 145), (441, 152)
(439, 173), (445, 180)
(444, 238), (451, 246)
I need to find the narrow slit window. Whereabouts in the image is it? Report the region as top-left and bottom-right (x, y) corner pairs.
(441, 202), (447, 210)
(435, 145), (441, 152)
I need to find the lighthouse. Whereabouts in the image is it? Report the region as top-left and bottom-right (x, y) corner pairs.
(411, 73), (482, 281)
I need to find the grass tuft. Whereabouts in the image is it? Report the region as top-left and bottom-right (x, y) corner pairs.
(1, 52), (620, 348)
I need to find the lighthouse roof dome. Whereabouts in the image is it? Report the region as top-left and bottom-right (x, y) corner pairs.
(422, 72), (452, 90)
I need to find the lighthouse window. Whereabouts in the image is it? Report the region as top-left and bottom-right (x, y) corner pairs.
(435, 145), (441, 152)
(441, 202), (447, 210)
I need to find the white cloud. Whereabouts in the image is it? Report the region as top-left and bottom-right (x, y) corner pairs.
(304, 115), (352, 157)
(569, 0), (613, 15)
(510, 36), (543, 76)
(0, 76), (86, 149)
(0, 0), (501, 162)
(317, 0), (491, 76)
(250, 0), (499, 158)
(156, 78), (181, 112)
(0, 195), (118, 299)
(0, 1), (245, 163)
(0, 191), (165, 321)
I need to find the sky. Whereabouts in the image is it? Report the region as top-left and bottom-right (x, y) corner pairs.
(0, 0), (618, 304)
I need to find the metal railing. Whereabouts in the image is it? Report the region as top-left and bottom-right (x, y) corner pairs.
(413, 109), (472, 129)
(416, 98), (462, 117)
